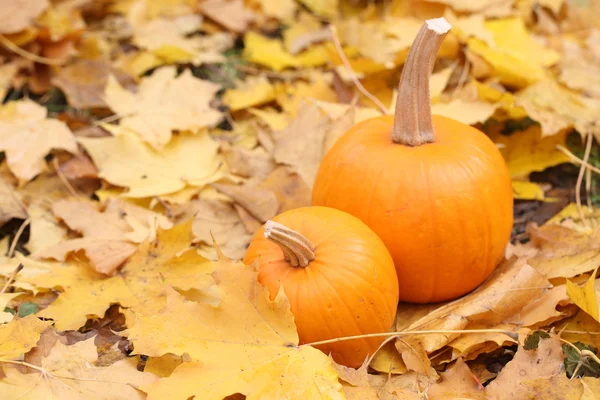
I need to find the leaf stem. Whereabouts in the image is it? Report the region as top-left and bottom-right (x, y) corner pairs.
(391, 18), (451, 146)
(303, 328), (519, 348)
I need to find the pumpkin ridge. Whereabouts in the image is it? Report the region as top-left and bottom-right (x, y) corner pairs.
(314, 267), (375, 345)
(420, 153), (439, 302)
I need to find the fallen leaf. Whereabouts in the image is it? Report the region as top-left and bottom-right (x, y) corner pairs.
(566, 267), (600, 322)
(0, 62), (19, 101)
(272, 102), (332, 187)
(431, 98), (497, 125)
(243, 31), (330, 71)
(258, 166), (312, 213)
(35, 198), (171, 275)
(561, 309), (600, 351)
(489, 126), (571, 179)
(430, 0), (513, 17)
(526, 223), (600, 279)
(51, 60), (136, 109)
(515, 79), (600, 137)
(0, 100), (78, 184)
(257, 0), (297, 20)
(31, 221), (216, 330)
(393, 257), (548, 374)
(283, 12), (331, 55)
(0, 178), (27, 227)
(0, 337), (157, 399)
(212, 182), (279, 222)
(512, 180), (547, 201)
(222, 76), (276, 111)
(79, 130), (222, 198)
(484, 334), (566, 398)
(103, 67), (223, 149)
(297, 0), (338, 19)
(221, 143), (275, 180)
(199, 0), (255, 33)
(0, 0), (49, 34)
(129, 255), (345, 400)
(0, 315), (51, 360)
(427, 358), (486, 399)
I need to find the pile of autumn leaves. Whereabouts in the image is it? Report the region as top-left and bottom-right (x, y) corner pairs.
(0, 0), (600, 399)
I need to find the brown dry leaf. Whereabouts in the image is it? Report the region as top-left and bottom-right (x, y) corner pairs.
(0, 337), (157, 399)
(283, 12), (331, 55)
(0, 0), (49, 34)
(0, 62), (20, 101)
(199, 0), (255, 33)
(272, 102), (332, 188)
(0, 178), (27, 227)
(526, 223), (600, 279)
(558, 39), (600, 99)
(180, 199), (252, 260)
(212, 182), (279, 223)
(392, 257), (548, 374)
(31, 220), (216, 330)
(257, 0), (297, 20)
(128, 255), (345, 400)
(35, 198), (171, 275)
(52, 60), (136, 109)
(427, 358), (486, 399)
(515, 79), (600, 137)
(103, 67), (223, 149)
(484, 334), (565, 398)
(0, 100), (78, 184)
(519, 374), (585, 399)
(221, 143), (275, 180)
(258, 165), (312, 213)
(514, 284), (574, 327)
(431, 98), (497, 125)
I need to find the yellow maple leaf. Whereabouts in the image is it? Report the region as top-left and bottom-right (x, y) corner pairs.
(103, 67), (223, 149)
(30, 221), (216, 330)
(128, 253), (345, 400)
(78, 130), (222, 198)
(511, 181), (547, 201)
(0, 337), (156, 399)
(243, 31), (330, 71)
(468, 17), (559, 88)
(0, 315), (51, 360)
(0, 100), (78, 184)
(222, 76), (276, 111)
(489, 126), (571, 179)
(566, 267), (600, 322)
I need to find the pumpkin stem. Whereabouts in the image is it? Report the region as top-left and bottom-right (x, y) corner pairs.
(391, 17), (452, 146)
(264, 220), (315, 267)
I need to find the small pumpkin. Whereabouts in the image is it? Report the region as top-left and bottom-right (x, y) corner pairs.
(243, 206), (399, 368)
(312, 18), (514, 304)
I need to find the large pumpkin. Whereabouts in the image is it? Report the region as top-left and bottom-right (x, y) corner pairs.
(243, 206), (399, 368)
(312, 18), (513, 304)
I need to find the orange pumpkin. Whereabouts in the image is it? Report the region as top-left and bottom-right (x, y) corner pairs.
(312, 18), (514, 304)
(243, 206), (399, 368)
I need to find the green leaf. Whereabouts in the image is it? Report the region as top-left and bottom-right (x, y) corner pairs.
(18, 302), (38, 317)
(523, 330), (550, 350)
(3, 307), (15, 316)
(562, 342), (600, 378)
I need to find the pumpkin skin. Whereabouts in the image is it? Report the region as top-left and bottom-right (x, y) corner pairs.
(311, 115), (513, 303)
(243, 206), (399, 368)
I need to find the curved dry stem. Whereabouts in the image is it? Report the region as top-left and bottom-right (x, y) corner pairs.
(8, 218), (30, 258)
(328, 25), (388, 115)
(304, 328), (519, 348)
(264, 220), (315, 267)
(576, 133), (594, 229)
(392, 18), (451, 146)
(0, 35), (68, 65)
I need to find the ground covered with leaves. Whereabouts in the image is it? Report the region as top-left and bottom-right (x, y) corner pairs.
(1, 0), (600, 399)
